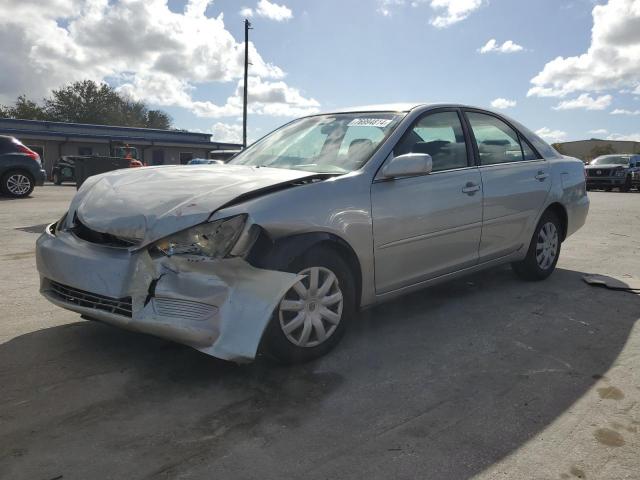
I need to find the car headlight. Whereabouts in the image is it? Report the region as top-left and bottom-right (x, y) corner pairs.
(615, 169), (625, 177)
(155, 214), (248, 258)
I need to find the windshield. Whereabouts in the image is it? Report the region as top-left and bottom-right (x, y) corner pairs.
(591, 155), (629, 166)
(229, 112), (405, 173)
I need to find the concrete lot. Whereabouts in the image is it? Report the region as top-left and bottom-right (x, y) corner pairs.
(0, 185), (638, 480)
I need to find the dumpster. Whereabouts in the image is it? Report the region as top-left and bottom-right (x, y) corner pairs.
(74, 156), (132, 188)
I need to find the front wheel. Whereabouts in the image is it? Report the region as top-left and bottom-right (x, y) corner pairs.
(53, 172), (62, 185)
(1, 170), (34, 198)
(262, 247), (355, 364)
(512, 211), (561, 281)
(620, 177), (632, 193)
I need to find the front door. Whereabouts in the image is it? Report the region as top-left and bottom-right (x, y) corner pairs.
(464, 110), (552, 262)
(371, 110), (483, 294)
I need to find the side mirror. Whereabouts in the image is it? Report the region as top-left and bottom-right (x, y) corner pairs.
(381, 153), (433, 179)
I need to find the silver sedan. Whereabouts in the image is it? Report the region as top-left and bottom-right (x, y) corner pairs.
(36, 104), (589, 363)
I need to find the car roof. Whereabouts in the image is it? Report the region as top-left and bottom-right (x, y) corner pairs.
(320, 103), (505, 115)
(329, 103), (428, 113)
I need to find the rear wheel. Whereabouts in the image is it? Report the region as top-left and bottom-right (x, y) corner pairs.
(512, 211), (561, 281)
(53, 172), (62, 185)
(262, 247), (355, 364)
(1, 170), (34, 198)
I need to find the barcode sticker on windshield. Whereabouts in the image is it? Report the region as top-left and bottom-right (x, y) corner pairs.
(348, 118), (392, 128)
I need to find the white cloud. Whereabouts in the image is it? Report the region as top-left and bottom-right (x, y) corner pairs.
(490, 98), (517, 109)
(377, 0), (405, 16)
(430, 0), (484, 28)
(589, 129), (609, 135)
(0, 0), (313, 118)
(611, 108), (640, 115)
(553, 94), (612, 111)
(153, 76), (320, 118)
(377, 0), (484, 26)
(239, 7), (254, 17)
(212, 122), (243, 143)
(607, 132), (640, 141)
(255, 0), (293, 21)
(536, 127), (568, 142)
(479, 39), (524, 54)
(528, 0), (640, 98)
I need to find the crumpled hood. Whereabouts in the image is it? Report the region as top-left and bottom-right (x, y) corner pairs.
(68, 164), (321, 246)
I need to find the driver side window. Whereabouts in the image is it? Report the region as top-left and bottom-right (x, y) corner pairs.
(394, 111), (469, 173)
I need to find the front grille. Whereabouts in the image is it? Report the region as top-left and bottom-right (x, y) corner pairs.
(72, 216), (137, 248)
(588, 169), (611, 177)
(49, 281), (132, 317)
(152, 297), (217, 321)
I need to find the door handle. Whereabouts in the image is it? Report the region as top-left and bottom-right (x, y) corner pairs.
(535, 171), (549, 181)
(462, 183), (481, 195)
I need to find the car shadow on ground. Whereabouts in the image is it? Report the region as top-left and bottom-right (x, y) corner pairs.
(1, 266), (638, 479)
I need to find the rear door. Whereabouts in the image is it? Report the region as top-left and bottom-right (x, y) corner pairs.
(371, 109), (483, 294)
(464, 110), (551, 262)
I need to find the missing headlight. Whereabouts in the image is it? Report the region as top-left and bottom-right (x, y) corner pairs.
(155, 214), (248, 259)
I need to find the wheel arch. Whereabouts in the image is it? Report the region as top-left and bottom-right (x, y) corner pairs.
(543, 202), (568, 242)
(247, 230), (363, 309)
(2, 167), (35, 181)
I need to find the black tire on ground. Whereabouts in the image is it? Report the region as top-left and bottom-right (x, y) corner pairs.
(620, 177), (632, 193)
(605, 187), (613, 192)
(512, 210), (562, 281)
(261, 246), (356, 364)
(1, 170), (35, 198)
(53, 172), (62, 185)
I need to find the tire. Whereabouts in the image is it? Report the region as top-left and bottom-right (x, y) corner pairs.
(605, 187), (612, 192)
(261, 246), (356, 364)
(53, 172), (62, 185)
(1, 170), (34, 198)
(512, 211), (562, 281)
(620, 177), (631, 193)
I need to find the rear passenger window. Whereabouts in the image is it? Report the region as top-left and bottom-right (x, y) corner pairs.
(466, 112), (525, 165)
(394, 111), (468, 172)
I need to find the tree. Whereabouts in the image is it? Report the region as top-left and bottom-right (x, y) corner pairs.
(146, 110), (173, 130)
(45, 80), (135, 125)
(1, 95), (49, 120)
(0, 80), (173, 129)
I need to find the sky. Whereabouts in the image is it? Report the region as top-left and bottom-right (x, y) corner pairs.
(1, 0), (639, 144)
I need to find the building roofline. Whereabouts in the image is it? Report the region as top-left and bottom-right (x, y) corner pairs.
(557, 139), (640, 146)
(0, 126), (241, 149)
(0, 117), (210, 138)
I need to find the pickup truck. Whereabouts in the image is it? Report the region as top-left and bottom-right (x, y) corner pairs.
(585, 154), (640, 192)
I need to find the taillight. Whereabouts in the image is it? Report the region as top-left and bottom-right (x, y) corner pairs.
(16, 144), (39, 162)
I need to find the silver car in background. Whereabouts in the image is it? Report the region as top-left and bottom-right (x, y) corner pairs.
(36, 104), (589, 363)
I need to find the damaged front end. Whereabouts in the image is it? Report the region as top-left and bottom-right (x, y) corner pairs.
(36, 217), (300, 363)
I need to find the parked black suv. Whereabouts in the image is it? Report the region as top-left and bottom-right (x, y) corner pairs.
(0, 135), (46, 198)
(585, 154), (640, 192)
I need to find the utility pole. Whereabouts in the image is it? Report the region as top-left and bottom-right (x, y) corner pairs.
(243, 19), (252, 149)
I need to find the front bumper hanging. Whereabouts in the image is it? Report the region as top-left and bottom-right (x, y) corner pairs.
(36, 226), (300, 362)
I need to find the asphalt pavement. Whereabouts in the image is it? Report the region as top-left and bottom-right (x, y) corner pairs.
(0, 185), (638, 480)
